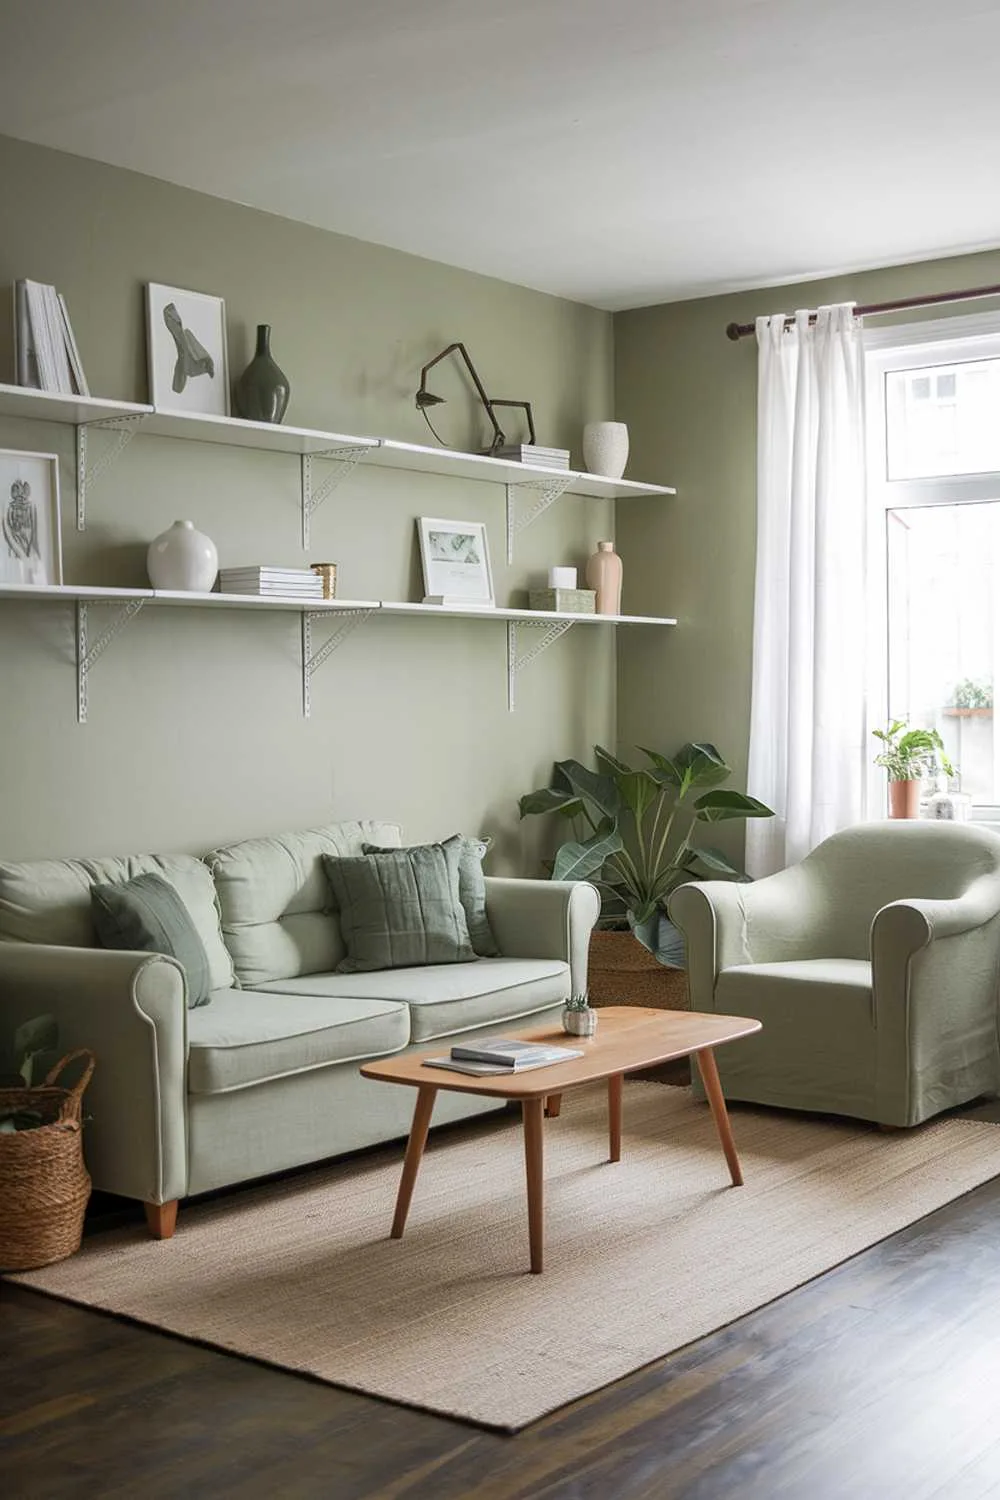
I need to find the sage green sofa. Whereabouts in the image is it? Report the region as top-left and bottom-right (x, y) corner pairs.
(0, 820), (599, 1236)
(669, 821), (1000, 1128)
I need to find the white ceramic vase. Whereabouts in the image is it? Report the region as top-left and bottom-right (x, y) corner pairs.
(582, 421), (629, 480)
(147, 520), (218, 592)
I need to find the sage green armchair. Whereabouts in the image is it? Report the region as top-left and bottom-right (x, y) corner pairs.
(668, 822), (1000, 1127)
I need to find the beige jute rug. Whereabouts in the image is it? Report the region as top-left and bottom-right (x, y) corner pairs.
(12, 1084), (1000, 1429)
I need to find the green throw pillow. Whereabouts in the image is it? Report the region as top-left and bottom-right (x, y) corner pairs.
(322, 841), (477, 973)
(362, 834), (499, 958)
(91, 872), (213, 1008)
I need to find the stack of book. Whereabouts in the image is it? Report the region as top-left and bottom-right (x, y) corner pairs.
(14, 279), (89, 395)
(423, 1038), (583, 1075)
(490, 444), (570, 470)
(218, 567), (323, 598)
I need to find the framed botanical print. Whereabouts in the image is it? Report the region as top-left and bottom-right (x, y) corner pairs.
(146, 283), (230, 416)
(417, 517), (494, 606)
(0, 449), (62, 586)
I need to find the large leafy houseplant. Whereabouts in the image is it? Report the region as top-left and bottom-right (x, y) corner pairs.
(519, 743), (773, 964)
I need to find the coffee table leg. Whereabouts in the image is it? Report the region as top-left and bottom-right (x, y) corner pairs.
(522, 1097), (545, 1273)
(695, 1047), (744, 1186)
(545, 1094), (562, 1118)
(608, 1072), (623, 1162)
(390, 1084), (438, 1239)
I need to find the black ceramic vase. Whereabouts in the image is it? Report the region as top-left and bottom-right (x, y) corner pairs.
(234, 324), (290, 424)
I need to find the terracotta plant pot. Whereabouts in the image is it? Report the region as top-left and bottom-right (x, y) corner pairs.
(888, 779), (921, 819)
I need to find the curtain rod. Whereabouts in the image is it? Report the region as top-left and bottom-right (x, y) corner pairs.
(725, 281), (1000, 341)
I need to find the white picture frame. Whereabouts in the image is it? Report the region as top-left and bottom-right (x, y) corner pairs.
(417, 517), (495, 607)
(146, 283), (230, 416)
(0, 449), (63, 587)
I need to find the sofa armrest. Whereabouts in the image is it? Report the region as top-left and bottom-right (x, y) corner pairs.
(484, 878), (600, 994)
(0, 944), (188, 1205)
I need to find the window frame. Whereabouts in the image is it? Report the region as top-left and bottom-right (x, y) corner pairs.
(865, 311), (1000, 821)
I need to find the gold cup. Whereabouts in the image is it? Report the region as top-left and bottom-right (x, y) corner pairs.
(310, 562), (338, 600)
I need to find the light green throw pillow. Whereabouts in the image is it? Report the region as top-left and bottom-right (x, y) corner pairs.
(362, 834), (499, 958)
(322, 842), (477, 973)
(90, 872), (213, 1008)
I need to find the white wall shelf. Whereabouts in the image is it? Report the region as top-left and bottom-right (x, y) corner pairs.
(0, 584), (675, 719)
(0, 384), (675, 551)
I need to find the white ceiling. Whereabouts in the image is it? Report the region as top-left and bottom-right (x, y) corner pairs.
(2, 0), (999, 310)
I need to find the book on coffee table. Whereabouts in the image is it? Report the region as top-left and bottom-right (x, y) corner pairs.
(424, 1039), (583, 1075)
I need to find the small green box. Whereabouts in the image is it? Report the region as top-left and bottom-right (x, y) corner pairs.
(528, 588), (597, 614)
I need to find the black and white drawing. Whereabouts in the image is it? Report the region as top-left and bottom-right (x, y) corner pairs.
(0, 450), (62, 587)
(146, 284), (229, 416)
(418, 517), (494, 605)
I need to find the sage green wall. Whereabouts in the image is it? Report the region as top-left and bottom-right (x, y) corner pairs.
(614, 249), (1000, 852)
(0, 134), (615, 866)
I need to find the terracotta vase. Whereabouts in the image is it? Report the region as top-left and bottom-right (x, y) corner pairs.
(888, 779), (921, 819)
(585, 540), (623, 615)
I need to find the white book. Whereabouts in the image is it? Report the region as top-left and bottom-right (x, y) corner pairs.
(43, 283), (74, 393)
(25, 280), (58, 390)
(58, 293), (89, 396)
(12, 281), (39, 387)
(451, 1039), (583, 1068)
(422, 596), (495, 609)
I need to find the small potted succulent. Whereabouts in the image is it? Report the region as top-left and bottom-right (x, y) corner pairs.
(562, 992), (598, 1037)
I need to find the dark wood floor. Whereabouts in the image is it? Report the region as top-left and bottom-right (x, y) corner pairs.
(5, 1156), (1000, 1499)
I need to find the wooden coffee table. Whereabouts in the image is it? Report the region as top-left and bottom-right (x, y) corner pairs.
(361, 1006), (761, 1274)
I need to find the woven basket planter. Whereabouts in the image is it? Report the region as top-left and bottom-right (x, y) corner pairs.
(588, 930), (690, 1083)
(0, 1049), (95, 1272)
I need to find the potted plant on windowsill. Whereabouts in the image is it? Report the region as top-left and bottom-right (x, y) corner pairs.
(872, 720), (954, 819)
(519, 743), (774, 1014)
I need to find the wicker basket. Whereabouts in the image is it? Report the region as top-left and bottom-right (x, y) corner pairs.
(588, 930), (690, 1083)
(0, 1049), (96, 1272)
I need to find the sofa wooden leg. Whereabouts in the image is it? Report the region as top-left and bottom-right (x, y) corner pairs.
(144, 1200), (179, 1239)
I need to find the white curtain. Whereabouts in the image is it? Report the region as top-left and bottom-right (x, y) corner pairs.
(745, 304), (869, 877)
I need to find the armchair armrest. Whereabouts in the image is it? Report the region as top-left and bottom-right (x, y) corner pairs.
(0, 944), (188, 1205)
(484, 878), (600, 995)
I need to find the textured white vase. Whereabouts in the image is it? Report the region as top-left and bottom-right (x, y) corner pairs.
(146, 520), (218, 592)
(582, 421), (629, 480)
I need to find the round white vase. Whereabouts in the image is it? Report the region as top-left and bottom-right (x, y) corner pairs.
(147, 520), (218, 592)
(582, 421), (629, 480)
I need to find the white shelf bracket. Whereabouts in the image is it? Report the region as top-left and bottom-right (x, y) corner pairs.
(301, 445), (376, 549)
(76, 598), (146, 723)
(300, 608), (375, 717)
(506, 618), (575, 711)
(505, 474), (576, 564)
(76, 415), (147, 532)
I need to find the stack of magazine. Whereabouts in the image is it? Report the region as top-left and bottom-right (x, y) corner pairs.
(218, 567), (323, 598)
(491, 444), (570, 470)
(424, 1038), (583, 1075)
(14, 279), (89, 395)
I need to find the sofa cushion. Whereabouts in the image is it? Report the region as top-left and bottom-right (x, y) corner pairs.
(206, 820), (402, 986)
(255, 956), (571, 1042)
(0, 851), (235, 991)
(363, 835), (500, 958)
(323, 843), (477, 973)
(187, 989), (410, 1094)
(91, 872), (213, 1008)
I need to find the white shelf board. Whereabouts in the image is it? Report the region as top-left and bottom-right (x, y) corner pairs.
(0, 384), (151, 426)
(374, 438), (674, 499)
(149, 590), (380, 612)
(141, 408), (379, 458)
(0, 582), (154, 603)
(381, 601), (676, 626)
(0, 384), (676, 495)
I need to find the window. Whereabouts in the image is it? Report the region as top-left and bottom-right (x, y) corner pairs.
(867, 315), (1000, 816)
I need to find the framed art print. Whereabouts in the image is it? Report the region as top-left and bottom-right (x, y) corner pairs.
(146, 283), (230, 416)
(0, 449), (63, 586)
(417, 517), (494, 606)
